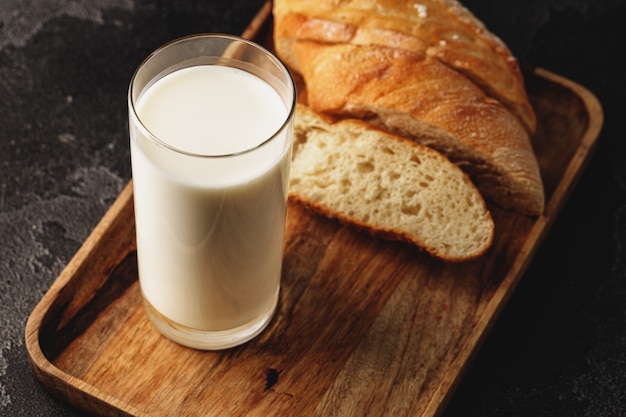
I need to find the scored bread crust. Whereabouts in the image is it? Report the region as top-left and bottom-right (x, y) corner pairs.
(290, 104), (495, 262)
(273, 0), (536, 135)
(294, 41), (545, 216)
(273, 0), (545, 216)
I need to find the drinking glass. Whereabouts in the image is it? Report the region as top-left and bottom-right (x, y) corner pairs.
(128, 34), (296, 350)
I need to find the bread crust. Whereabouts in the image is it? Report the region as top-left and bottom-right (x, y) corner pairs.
(295, 41), (544, 216)
(273, 0), (536, 134)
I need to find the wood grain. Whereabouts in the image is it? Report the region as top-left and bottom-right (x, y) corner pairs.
(24, 2), (604, 416)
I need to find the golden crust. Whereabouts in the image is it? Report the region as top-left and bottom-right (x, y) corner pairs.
(273, 0), (536, 134)
(295, 41), (544, 216)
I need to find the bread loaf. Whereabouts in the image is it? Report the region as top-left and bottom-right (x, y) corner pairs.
(273, 0), (536, 134)
(273, 0), (545, 216)
(290, 104), (495, 262)
(294, 41), (545, 216)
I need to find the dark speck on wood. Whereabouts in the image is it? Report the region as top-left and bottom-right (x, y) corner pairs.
(265, 368), (280, 391)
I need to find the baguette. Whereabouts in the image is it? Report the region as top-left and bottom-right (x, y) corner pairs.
(290, 104), (494, 262)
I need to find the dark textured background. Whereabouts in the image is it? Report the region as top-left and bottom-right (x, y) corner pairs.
(1, 0), (624, 416)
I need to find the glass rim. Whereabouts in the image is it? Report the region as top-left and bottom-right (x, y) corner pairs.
(128, 33), (297, 159)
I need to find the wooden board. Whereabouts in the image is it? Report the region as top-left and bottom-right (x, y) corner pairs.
(25, 2), (604, 416)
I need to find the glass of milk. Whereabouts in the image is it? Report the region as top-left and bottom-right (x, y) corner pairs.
(128, 34), (296, 350)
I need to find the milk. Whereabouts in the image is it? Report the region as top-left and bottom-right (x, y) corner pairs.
(130, 65), (292, 335)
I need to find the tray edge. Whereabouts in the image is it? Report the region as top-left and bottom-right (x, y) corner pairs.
(24, 182), (146, 416)
(426, 66), (604, 416)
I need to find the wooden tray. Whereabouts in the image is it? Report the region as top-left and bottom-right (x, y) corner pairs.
(25, 3), (604, 416)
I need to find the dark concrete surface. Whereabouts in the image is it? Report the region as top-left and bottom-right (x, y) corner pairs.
(0, 0), (624, 416)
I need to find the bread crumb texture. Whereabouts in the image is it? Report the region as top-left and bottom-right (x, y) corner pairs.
(290, 105), (494, 262)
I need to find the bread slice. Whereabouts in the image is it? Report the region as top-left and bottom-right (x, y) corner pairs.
(294, 42), (545, 216)
(273, 0), (536, 134)
(290, 104), (495, 262)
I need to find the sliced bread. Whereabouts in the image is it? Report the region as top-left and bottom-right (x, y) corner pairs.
(290, 104), (495, 262)
(272, 0), (546, 217)
(293, 41), (545, 216)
